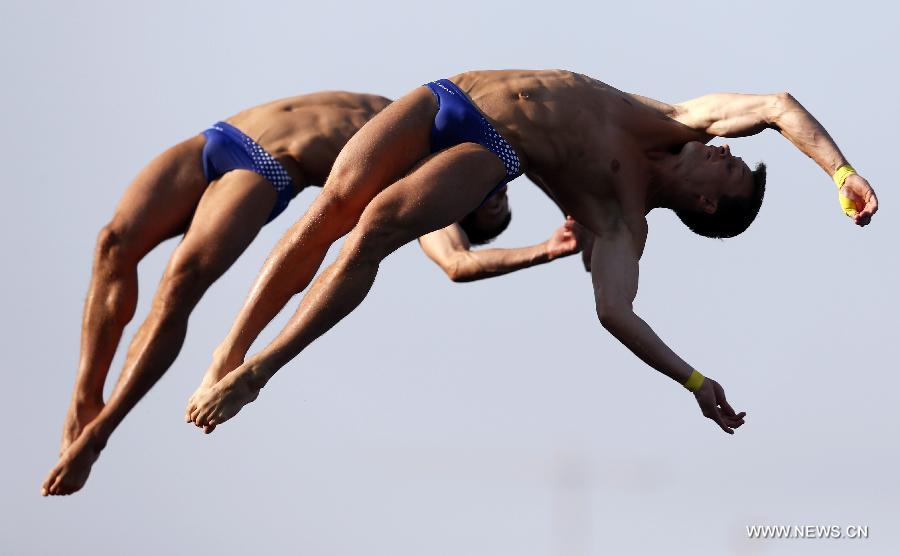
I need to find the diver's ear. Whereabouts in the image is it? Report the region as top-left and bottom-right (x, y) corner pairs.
(698, 195), (718, 215)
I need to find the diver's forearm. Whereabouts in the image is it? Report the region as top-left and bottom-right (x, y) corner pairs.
(773, 94), (850, 175)
(454, 243), (550, 281)
(600, 309), (694, 384)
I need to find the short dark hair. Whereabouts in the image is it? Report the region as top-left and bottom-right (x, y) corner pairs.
(459, 210), (513, 246)
(675, 162), (767, 239)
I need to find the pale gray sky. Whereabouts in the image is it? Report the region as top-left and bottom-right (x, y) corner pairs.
(2, 1), (897, 554)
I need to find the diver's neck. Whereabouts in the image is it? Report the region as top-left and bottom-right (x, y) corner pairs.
(645, 152), (685, 210)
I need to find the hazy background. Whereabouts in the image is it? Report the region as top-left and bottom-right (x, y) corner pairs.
(2, 1), (897, 554)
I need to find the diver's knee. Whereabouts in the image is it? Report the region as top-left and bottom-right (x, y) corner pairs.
(346, 214), (406, 265)
(156, 254), (216, 315)
(313, 190), (368, 237)
(95, 222), (136, 272)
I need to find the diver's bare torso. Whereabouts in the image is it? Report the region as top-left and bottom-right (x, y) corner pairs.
(224, 92), (392, 189)
(450, 70), (708, 243)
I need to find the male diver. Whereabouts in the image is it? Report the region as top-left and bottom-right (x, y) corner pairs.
(185, 70), (877, 440)
(42, 90), (580, 496)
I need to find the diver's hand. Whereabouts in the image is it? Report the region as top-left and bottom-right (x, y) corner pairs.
(693, 378), (746, 434)
(545, 217), (580, 260)
(839, 173), (878, 226)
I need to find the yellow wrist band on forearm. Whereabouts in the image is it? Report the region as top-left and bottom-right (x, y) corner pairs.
(832, 164), (856, 188)
(683, 369), (705, 393)
(832, 164), (857, 217)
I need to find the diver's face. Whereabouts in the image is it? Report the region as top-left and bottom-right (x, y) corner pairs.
(682, 142), (753, 202)
(473, 186), (510, 229)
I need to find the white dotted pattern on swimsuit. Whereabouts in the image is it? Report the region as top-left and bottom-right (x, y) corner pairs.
(242, 137), (292, 216)
(478, 122), (520, 180)
(210, 123), (294, 220)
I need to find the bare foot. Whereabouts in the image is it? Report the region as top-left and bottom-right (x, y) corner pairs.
(187, 366), (265, 432)
(42, 426), (106, 496)
(60, 400), (104, 455)
(185, 351), (245, 433)
(185, 384), (218, 434)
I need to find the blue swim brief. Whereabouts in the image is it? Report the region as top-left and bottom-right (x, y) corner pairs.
(424, 79), (523, 201)
(201, 121), (296, 223)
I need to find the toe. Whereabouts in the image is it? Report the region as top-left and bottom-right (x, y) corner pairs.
(49, 475), (62, 496)
(43, 466), (61, 495)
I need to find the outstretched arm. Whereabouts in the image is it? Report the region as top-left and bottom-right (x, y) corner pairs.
(673, 92), (878, 224)
(417, 218), (579, 282)
(589, 218), (746, 434)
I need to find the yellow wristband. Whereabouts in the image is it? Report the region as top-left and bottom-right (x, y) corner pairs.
(832, 164), (856, 188)
(683, 369), (705, 393)
(832, 164), (857, 217)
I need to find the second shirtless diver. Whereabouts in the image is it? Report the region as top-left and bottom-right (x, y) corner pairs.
(185, 70), (878, 439)
(42, 91), (579, 497)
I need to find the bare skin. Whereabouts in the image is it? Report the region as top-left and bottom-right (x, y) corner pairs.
(186, 70), (878, 436)
(44, 89), (571, 495)
(43, 92), (393, 496)
(418, 190), (580, 282)
(420, 217), (579, 281)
